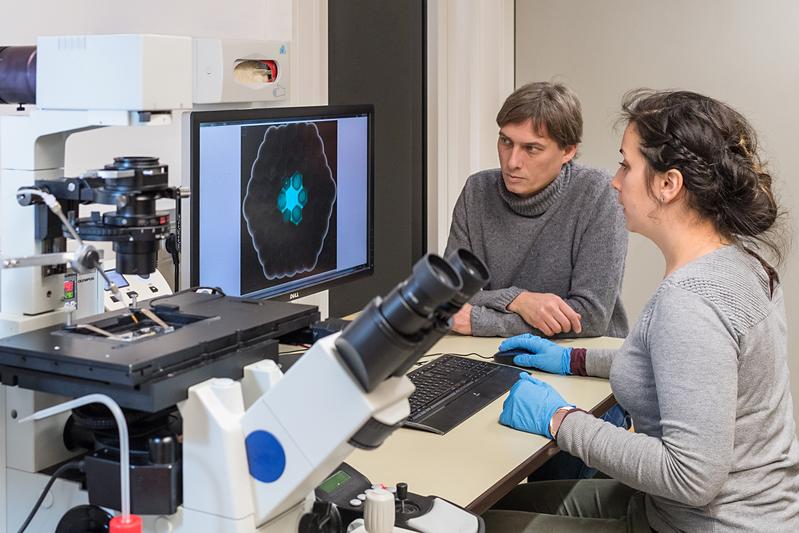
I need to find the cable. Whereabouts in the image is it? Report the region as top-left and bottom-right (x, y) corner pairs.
(413, 352), (443, 366)
(21, 188), (82, 244)
(148, 285), (225, 308)
(17, 460), (84, 533)
(174, 186), (183, 292)
(412, 351), (493, 367)
(279, 348), (310, 355)
(450, 351), (494, 360)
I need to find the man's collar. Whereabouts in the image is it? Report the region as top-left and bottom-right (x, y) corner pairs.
(497, 162), (573, 217)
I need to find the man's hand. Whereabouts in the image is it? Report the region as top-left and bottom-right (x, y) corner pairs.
(507, 291), (582, 336)
(450, 303), (473, 335)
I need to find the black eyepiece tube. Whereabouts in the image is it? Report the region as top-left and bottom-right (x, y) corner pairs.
(334, 254), (463, 392)
(446, 248), (490, 306)
(0, 46), (36, 104)
(389, 248), (490, 376)
(334, 251), (491, 392)
(379, 255), (462, 336)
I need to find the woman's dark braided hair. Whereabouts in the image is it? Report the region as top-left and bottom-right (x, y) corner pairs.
(621, 89), (789, 265)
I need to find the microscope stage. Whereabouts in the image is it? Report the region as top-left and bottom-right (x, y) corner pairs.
(0, 292), (318, 411)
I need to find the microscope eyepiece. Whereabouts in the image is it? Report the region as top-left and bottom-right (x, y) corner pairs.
(429, 255), (462, 286)
(376, 255), (461, 338)
(404, 255), (461, 315)
(445, 249), (490, 306)
(334, 250), (490, 392)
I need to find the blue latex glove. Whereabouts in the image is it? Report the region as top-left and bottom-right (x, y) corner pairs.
(499, 372), (572, 438)
(498, 333), (572, 374)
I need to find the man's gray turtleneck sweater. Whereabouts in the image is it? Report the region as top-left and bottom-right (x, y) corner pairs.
(444, 162), (628, 338)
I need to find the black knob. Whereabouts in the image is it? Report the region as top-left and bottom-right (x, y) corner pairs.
(148, 435), (176, 464)
(397, 482), (408, 501)
(298, 502), (342, 533)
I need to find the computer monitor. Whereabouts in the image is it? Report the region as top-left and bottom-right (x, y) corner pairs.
(189, 105), (373, 300)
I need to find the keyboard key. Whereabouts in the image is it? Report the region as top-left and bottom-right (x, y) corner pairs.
(406, 355), (497, 421)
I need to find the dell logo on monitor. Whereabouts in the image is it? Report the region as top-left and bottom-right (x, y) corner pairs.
(289, 292), (300, 300)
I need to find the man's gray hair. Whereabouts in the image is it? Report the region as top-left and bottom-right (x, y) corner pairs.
(496, 81), (583, 148)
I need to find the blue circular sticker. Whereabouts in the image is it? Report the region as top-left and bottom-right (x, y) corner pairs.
(245, 430), (286, 483)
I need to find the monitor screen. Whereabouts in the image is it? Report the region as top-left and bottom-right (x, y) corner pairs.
(190, 105), (373, 300)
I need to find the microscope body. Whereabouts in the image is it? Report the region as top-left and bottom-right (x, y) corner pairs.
(0, 332), (416, 533)
(0, 111), (182, 533)
(174, 332), (415, 532)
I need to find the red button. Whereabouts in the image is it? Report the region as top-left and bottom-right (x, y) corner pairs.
(64, 280), (74, 291)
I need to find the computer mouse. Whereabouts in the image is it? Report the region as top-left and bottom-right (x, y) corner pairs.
(493, 349), (529, 367)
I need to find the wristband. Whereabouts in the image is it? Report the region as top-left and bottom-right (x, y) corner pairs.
(549, 405), (576, 438)
(552, 406), (589, 439)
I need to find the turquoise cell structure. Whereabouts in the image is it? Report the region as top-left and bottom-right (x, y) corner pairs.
(277, 171), (308, 225)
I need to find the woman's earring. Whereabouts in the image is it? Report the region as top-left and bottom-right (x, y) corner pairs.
(659, 194), (665, 203)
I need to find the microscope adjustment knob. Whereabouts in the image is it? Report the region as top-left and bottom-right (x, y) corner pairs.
(364, 488), (395, 533)
(149, 435), (177, 464)
(298, 501), (342, 533)
(55, 505), (113, 533)
(396, 482), (408, 502)
(73, 244), (102, 273)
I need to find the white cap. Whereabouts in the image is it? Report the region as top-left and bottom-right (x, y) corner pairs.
(364, 488), (395, 533)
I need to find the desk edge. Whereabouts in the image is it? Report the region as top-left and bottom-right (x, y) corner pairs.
(465, 393), (617, 514)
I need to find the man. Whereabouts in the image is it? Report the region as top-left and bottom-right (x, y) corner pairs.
(445, 81), (628, 338)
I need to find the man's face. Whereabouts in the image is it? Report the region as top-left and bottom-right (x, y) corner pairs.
(497, 119), (577, 198)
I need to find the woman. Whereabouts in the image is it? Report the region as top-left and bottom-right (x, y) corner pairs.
(483, 90), (799, 532)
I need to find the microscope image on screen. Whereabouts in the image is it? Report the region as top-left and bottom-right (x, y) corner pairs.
(241, 121), (338, 292)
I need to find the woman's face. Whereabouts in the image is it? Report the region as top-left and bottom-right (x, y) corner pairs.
(611, 123), (661, 237)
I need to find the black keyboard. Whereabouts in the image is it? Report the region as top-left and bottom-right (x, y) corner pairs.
(405, 354), (521, 435)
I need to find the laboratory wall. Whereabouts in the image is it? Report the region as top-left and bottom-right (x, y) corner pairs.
(426, 0), (515, 252)
(515, 0), (799, 420)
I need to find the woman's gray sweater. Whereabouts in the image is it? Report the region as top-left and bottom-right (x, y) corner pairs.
(559, 245), (799, 531)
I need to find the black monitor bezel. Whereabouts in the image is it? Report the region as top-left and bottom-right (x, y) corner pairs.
(189, 104), (375, 302)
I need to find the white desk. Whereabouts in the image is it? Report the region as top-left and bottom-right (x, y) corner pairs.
(346, 334), (622, 514)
